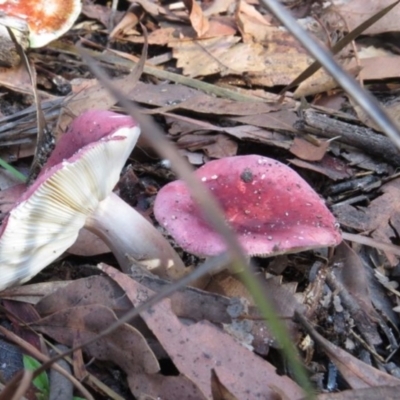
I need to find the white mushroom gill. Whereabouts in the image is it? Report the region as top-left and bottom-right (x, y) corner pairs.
(0, 126), (140, 290)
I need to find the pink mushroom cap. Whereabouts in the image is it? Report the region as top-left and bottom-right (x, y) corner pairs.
(44, 109), (137, 171)
(154, 155), (342, 257)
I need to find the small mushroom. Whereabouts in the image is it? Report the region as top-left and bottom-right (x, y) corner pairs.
(0, 0), (81, 66)
(154, 155), (342, 257)
(0, 0), (82, 48)
(0, 110), (185, 291)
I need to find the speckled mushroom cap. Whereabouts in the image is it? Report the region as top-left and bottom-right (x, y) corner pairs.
(154, 155), (342, 257)
(0, 0), (82, 48)
(0, 110), (140, 290)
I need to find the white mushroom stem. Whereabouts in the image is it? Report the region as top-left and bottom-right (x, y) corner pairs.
(85, 192), (186, 279)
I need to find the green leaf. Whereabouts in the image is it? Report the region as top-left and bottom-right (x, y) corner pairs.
(23, 355), (49, 396)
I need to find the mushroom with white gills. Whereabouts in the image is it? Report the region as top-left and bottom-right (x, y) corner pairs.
(154, 155), (342, 259)
(0, 0), (82, 48)
(0, 110), (185, 291)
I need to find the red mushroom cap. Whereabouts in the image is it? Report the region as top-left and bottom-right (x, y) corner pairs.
(0, 0), (81, 48)
(154, 155), (342, 257)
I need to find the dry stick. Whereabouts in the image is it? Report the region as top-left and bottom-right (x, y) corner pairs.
(6, 27), (54, 184)
(10, 370), (32, 400)
(45, 340), (125, 400)
(298, 110), (400, 167)
(0, 98), (62, 144)
(342, 232), (400, 257)
(260, 0), (400, 150)
(0, 326), (93, 400)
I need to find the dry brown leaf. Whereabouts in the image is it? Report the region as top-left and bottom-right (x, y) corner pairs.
(134, 17), (236, 44)
(183, 0), (210, 37)
(0, 145), (36, 169)
(169, 25), (312, 85)
(293, 64), (361, 98)
(353, 96), (400, 133)
(0, 62), (34, 95)
(206, 17), (237, 37)
(129, 0), (168, 18)
(217, 125), (291, 148)
(176, 132), (238, 158)
(166, 114), (292, 148)
(211, 369), (238, 400)
(289, 137), (329, 162)
(335, 178), (400, 265)
(236, 0), (271, 43)
(359, 56), (400, 81)
(36, 274), (241, 325)
(289, 155), (354, 181)
(203, 134), (238, 158)
(129, 373), (208, 400)
(36, 276), (132, 317)
(228, 109), (298, 131)
(336, 0), (400, 35)
(123, 19), (234, 45)
(298, 54), (400, 99)
(100, 263), (305, 400)
(32, 304), (160, 376)
(176, 133), (215, 148)
(171, 36), (256, 76)
(146, 27), (183, 45)
(0, 281), (70, 304)
(109, 11), (141, 38)
(82, 2), (117, 27)
(203, 0), (235, 17)
(130, 82), (283, 115)
(317, 386), (400, 400)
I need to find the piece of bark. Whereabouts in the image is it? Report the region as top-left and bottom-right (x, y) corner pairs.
(297, 109), (400, 166)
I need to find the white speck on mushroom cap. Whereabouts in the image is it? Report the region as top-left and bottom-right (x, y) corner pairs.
(0, 124), (140, 290)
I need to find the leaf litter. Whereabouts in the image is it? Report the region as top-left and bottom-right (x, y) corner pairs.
(1, 0), (400, 399)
